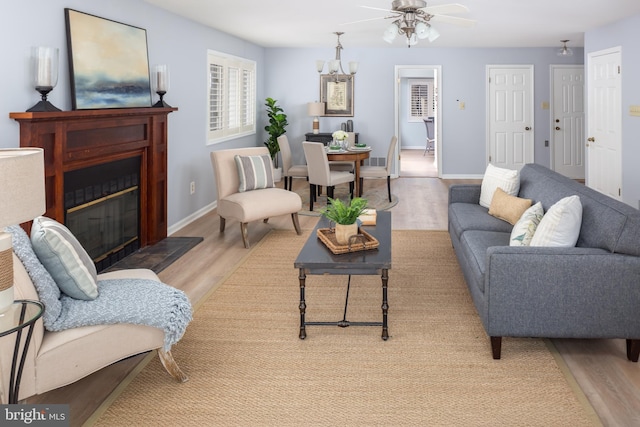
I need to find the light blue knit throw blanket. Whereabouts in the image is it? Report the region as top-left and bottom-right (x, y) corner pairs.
(7, 225), (192, 351)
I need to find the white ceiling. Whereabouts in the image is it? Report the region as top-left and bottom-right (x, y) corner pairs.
(142, 0), (640, 49)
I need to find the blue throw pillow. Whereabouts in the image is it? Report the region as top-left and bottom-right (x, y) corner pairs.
(30, 216), (99, 300)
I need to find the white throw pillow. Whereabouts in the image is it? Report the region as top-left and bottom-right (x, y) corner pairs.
(510, 202), (544, 246)
(479, 164), (520, 208)
(530, 196), (582, 247)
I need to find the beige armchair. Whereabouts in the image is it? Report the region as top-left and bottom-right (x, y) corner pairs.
(210, 147), (302, 248)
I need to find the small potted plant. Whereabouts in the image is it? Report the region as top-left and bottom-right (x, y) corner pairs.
(320, 197), (368, 245)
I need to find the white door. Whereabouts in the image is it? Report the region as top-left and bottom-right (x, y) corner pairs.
(586, 47), (622, 199)
(551, 66), (585, 179)
(487, 65), (534, 170)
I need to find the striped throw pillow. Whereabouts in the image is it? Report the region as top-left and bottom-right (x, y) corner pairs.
(30, 216), (99, 300)
(235, 155), (275, 192)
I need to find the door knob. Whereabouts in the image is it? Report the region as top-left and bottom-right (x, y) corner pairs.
(587, 137), (595, 142)
(555, 126), (561, 131)
(525, 126), (531, 131)
(555, 119), (560, 123)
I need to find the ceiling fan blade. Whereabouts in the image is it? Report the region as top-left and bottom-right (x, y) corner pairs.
(340, 16), (393, 25)
(430, 14), (476, 28)
(424, 4), (470, 15)
(360, 5), (396, 13)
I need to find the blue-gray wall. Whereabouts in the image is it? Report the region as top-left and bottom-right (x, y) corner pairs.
(0, 0), (265, 232)
(0, 1), (637, 234)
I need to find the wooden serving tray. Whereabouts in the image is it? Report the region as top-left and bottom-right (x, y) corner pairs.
(317, 227), (379, 254)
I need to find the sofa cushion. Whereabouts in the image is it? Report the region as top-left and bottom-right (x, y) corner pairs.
(488, 188), (532, 225)
(530, 196), (582, 247)
(479, 163), (520, 208)
(449, 203), (513, 242)
(30, 216), (98, 300)
(510, 202), (544, 246)
(234, 154), (275, 192)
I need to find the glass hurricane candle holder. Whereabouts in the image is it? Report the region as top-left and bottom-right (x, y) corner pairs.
(27, 46), (61, 112)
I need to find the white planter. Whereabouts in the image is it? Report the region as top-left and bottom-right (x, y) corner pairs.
(334, 222), (358, 245)
(273, 167), (282, 183)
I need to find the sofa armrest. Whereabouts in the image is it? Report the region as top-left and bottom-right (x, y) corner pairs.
(448, 184), (481, 205)
(484, 246), (640, 338)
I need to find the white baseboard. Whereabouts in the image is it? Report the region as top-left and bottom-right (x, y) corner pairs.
(440, 174), (484, 180)
(167, 201), (217, 236)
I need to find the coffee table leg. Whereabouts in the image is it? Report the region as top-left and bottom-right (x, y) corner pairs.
(299, 268), (307, 339)
(381, 269), (389, 340)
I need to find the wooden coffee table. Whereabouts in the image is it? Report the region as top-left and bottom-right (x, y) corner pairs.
(294, 211), (392, 340)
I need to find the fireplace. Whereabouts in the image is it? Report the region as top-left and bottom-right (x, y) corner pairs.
(64, 157), (141, 271)
(10, 107), (176, 266)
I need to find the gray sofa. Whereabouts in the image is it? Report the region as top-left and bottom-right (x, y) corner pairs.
(448, 163), (640, 360)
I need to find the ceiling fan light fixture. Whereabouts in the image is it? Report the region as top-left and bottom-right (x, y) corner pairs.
(557, 40), (573, 57)
(383, 23), (399, 43)
(415, 21), (430, 39)
(427, 26), (440, 42)
(406, 32), (418, 46)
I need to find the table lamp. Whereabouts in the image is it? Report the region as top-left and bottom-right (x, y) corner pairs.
(307, 102), (325, 134)
(0, 148), (46, 313)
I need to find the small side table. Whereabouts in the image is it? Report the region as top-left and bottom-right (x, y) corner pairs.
(0, 300), (44, 404)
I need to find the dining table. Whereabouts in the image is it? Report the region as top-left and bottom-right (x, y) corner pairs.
(326, 147), (371, 197)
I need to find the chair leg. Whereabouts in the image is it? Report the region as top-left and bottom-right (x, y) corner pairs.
(158, 348), (188, 383)
(349, 181), (354, 199)
(219, 217), (226, 233)
(359, 177), (364, 197)
(240, 222), (250, 248)
(309, 184), (315, 211)
(387, 176), (392, 202)
(291, 213), (302, 235)
(328, 186), (334, 199)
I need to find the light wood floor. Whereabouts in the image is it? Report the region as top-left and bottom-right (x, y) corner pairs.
(29, 176), (639, 427)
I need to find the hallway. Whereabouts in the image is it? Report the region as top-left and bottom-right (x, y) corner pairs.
(400, 149), (437, 178)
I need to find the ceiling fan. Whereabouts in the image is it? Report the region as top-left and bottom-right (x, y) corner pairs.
(351, 1), (475, 47)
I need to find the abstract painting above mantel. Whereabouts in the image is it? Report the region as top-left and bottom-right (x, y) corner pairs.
(65, 9), (152, 110)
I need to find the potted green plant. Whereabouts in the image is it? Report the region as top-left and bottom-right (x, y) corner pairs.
(320, 197), (368, 244)
(264, 98), (288, 178)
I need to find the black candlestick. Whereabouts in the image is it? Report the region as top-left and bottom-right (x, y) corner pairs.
(153, 91), (172, 108)
(27, 86), (61, 112)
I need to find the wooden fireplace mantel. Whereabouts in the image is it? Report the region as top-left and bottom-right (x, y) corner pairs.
(10, 107), (177, 247)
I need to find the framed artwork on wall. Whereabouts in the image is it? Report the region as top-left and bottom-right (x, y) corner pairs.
(320, 74), (354, 117)
(65, 8), (152, 109)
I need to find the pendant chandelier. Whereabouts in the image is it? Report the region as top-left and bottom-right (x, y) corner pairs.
(557, 40), (573, 57)
(316, 32), (358, 80)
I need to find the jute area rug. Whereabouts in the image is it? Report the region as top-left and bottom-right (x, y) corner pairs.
(93, 230), (598, 426)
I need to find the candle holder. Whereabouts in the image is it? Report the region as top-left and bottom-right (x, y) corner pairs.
(152, 64), (172, 108)
(27, 47), (61, 112)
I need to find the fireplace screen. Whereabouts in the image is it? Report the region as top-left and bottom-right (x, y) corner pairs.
(64, 156), (140, 271)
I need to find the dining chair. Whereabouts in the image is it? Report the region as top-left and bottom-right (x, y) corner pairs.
(329, 131), (356, 173)
(302, 141), (354, 211)
(358, 136), (397, 201)
(277, 135), (308, 191)
(423, 117), (435, 155)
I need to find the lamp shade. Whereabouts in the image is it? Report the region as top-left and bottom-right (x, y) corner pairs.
(307, 102), (325, 117)
(0, 148), (46, 228)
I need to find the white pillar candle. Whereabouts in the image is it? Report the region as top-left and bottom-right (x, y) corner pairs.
(155, 65), (169, 92)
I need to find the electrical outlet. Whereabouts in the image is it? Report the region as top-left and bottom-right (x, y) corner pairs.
(190, 181), (195, 195)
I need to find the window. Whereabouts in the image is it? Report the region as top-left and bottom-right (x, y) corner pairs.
(408, 79), (434, 122)
(207, 50), (256, 143)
